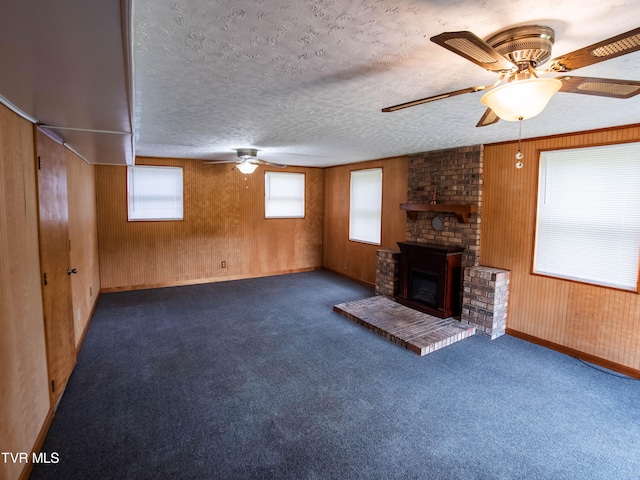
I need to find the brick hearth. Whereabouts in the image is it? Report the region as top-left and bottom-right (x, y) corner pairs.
(333, 296), (476, 356)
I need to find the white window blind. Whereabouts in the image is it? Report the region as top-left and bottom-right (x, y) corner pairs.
(265, 172), (305, 218)
(534, 142), (640, 291)
(127, 166), (184, 221)
(349, 168), (383, 245)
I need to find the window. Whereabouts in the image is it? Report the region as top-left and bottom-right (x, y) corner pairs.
(349, 168), (383, 245)
(534, 142), (640, 291)
(265, 171), (305, 218)
(127, 166), (183, 221)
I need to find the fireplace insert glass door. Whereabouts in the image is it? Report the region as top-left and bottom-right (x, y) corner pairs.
(410, 270), (438, 308)
(396, 241), (464, 318)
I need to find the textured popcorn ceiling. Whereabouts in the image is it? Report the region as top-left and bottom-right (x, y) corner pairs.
(133, 0), (640, 167)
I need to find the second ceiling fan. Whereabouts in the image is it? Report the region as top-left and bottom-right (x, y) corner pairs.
(382, 25), (640, 126)
(203, 148), (287, 174)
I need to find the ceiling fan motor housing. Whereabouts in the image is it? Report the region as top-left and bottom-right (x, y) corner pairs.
(486, 25), (555, 69)
(235, 148), (259, 159)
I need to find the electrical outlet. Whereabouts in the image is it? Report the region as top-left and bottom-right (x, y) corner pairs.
(221, 261), (227, 268)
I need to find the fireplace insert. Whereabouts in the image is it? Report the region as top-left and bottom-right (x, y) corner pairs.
(396, 242), (464, 318)
(410, 269), (438, 307)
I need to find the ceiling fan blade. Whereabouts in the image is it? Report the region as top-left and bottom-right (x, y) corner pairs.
(557, 76), (640, 98)
(548, 27), (640, 72)
(430, 31), (517, 73)
(382, 85), (489, 112)
(259, 160), (287, 168)
(476, 108), (500, 127)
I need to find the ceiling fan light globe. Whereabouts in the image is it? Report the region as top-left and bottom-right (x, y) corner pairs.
(481, 78), (562, 121)
(237, 161), (259, 174)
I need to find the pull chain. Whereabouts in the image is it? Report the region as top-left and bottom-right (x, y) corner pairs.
(515, 117), (524, 169)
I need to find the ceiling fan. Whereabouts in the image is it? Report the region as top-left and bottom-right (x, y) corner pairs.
(203, 148), (287, 174)
(382, 25), (640, 127)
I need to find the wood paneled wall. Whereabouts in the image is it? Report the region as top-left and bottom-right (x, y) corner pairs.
(482, 125), (640, 375)
(1, 105), (101, 480)
(323, 156), (407, 286)
(66, 150), (100, 348)
(96, 158), (324, 291)
(0, 106), (50, 480)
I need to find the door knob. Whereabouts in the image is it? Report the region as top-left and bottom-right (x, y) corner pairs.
(67, 268), (78, 275)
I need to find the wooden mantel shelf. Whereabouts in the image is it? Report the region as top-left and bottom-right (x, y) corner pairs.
(400, 203), (478, 223)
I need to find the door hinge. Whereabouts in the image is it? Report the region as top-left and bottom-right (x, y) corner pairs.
(43, 272), (48, 286)
(51, 380), (55, 392)
(38, 156), (41, 170)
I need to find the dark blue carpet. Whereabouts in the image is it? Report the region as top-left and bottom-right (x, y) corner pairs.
(31, 270), (640, 479)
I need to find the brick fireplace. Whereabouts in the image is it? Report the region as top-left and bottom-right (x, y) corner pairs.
(375, 145), (510, 338)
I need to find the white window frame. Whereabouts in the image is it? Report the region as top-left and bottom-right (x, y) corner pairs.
(349, 168), (383, 245)
(127, 166), (184, 221)
(533, 142), (640, 291)
(264, 171), (305, 219)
